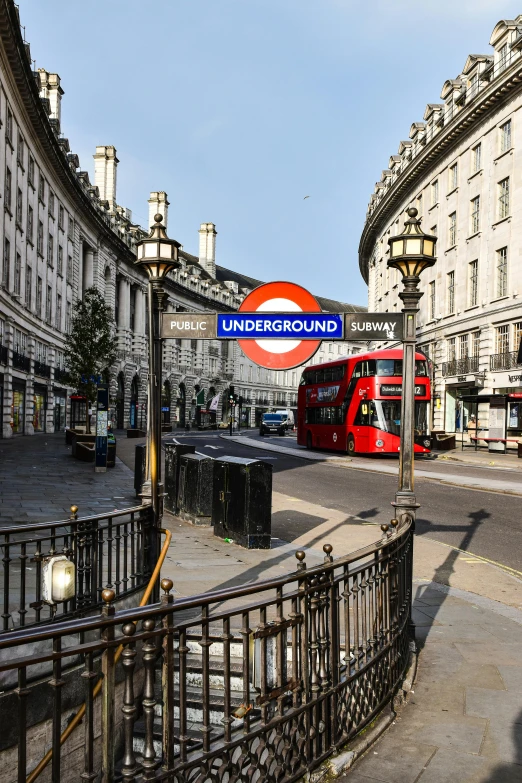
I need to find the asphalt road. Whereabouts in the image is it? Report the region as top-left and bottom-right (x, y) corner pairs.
(170, 429), (522, 574)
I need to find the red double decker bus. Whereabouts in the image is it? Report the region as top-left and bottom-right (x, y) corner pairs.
(297, 348), (431, 456)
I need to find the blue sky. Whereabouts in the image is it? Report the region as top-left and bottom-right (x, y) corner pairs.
(20, 0), (520, 306)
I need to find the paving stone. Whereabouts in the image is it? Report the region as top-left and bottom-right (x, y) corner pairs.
(351, 737), (436, 783)
(407, 682), (464, 715)
(415, 623), (497, 644)
(497, 665), (522, 692)
(465, 686), (522, 724)
(455, 642), (522, 666)
(396, 710), (488, 755)
(412, 747), (489, 782)
(479, 718), (522, 766)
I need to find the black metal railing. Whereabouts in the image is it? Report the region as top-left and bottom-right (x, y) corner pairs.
(441, 356), (479, 376)
(34, 360), (51, 378)
(0, 344), (7, 365)
(490, 351), (522, 371)
(0, 504), (153, 631)
(53, 366), (68, 382)
(0, 521), (413, 783)
(12, 350), (30, 372)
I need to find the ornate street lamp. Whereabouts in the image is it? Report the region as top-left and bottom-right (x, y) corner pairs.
(135, 215), (180, 579)
(387, 207), (437, 528)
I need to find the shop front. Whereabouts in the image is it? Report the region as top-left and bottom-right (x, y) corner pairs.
(54, 391), (67, 432)
(33, 385), (48, 432)
(12, 382), (26, 434)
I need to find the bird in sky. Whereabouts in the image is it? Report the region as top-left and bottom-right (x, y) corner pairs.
(303, 195), (310, 199)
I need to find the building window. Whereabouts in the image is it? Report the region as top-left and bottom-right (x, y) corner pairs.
(27, 205), (34, 243)
(497, 247), (508, 297)
(56, 294), (62, 330)
(458, 333), (468, 359)
(470, 196), (480, 234)
(498, 177), (510, 219)
(16, 187), (23, 226)
(38, 172), (45, 203)
(36, 276), (42, 316)
(431, 180), (438, 206)
(429, 280), (436, 320)
(67, 254), (72, 282)
(57, 245), (63, 276)
(14, 253), (21, 296)
(25, 266), (32, 308)
(66, 300), (72, 333)
(500, 119), (511, 153)
(472, 143), (481, 172)
(49, 191), (55, 217)
(447, 337), (456, 362)
(17, 132), (24, 168)
(513, 322), (522, 353)
(498, 43), (509, 73)
(496, 324), (509, 355)
(46, 285), (52, 323)
(37, 221), (44, 256)
(416, 193), (423, 215)
(47, 234), (54, 267)
(447, 271), (455, 314)
(58, 204), (64, 230)
(28, 156), (35, 187)
(67, 215), (74, 241)
(469, 260), (478, 307)
(471, 332), (480, 358)
(3, 238), (10, 289)
(4, 166), (12, 213)
(6, 107), (13, 144)
(448, 212), (457, 246)
(449, 163), (458, 190)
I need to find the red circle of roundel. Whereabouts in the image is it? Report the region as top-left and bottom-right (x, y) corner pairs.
(238, 281), (322, 370)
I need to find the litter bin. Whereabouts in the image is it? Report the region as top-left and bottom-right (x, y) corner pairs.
(431, 432), (456, 451)
(177, 453), (214, 525)
(164, 443), (196, 514)
(213, 456), (272, 549)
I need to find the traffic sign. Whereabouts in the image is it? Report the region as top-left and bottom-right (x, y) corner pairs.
(238, 281), (323, 370)
(344, 313), (403, 341)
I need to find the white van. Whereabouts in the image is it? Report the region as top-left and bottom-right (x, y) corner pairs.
(275, 410), (295, 429)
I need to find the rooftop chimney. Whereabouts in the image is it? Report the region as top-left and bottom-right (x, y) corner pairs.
(37, 69), (64, 130)
(93, 146), (118, 210)
(198, 223), (217, 278)
(148, 192), (169, 229)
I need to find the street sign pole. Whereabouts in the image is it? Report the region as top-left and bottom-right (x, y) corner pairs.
(95, 384), (109, 473)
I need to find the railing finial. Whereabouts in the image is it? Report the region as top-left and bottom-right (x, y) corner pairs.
(70, 505), (78, 520)
(161, 578), (173, 594)
(323, 543), (333, 563)
(101, 588), (115, 606)
(295, 550), (306, 572)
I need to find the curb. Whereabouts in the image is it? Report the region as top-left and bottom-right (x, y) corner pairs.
(305, 641), (418, 782)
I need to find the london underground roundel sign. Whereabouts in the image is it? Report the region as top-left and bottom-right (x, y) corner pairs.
(238, 281), (322, 370)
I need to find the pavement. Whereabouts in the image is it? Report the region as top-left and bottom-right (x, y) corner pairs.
(1, 432), (522, 781)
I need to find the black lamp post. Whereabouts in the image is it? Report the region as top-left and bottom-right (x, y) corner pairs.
(135, 214), (180, 577)
(387, 207), (437, 528)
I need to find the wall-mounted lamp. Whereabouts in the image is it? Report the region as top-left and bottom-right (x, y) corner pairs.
(42, 554), (76, 604)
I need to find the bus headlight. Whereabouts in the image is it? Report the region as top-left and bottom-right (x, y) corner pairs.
(423, 439), (431, 448)
(376, 439), (384, 447)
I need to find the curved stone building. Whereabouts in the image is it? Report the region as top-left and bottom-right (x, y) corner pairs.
(0, 0), (364, 438)
(359, 16), (522, 442)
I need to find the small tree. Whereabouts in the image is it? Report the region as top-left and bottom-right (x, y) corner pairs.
(64, 287), (116, 433)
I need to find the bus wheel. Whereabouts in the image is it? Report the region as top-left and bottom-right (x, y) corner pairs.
(306, 432), (313, 450)
(347, 434), (356, 455)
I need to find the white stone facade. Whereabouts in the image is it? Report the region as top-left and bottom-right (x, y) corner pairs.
(0, 0), (364, 437)
(359, 16), (522, 437)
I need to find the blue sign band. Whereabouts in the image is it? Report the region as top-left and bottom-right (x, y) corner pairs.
(216, 313), (343, 340)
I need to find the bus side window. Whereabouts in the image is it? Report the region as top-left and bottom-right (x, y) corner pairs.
(353, 362), (363, 379)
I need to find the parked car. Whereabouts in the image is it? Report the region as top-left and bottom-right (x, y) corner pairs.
(260, 413), (287, 436)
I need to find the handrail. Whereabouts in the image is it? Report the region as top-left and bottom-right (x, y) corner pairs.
(26, 526), (172, 783)
(0, 504), (148, 536)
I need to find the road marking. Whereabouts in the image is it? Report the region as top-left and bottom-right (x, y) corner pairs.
(428, 538), (522, 579)
(202, 445), (223, 450)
